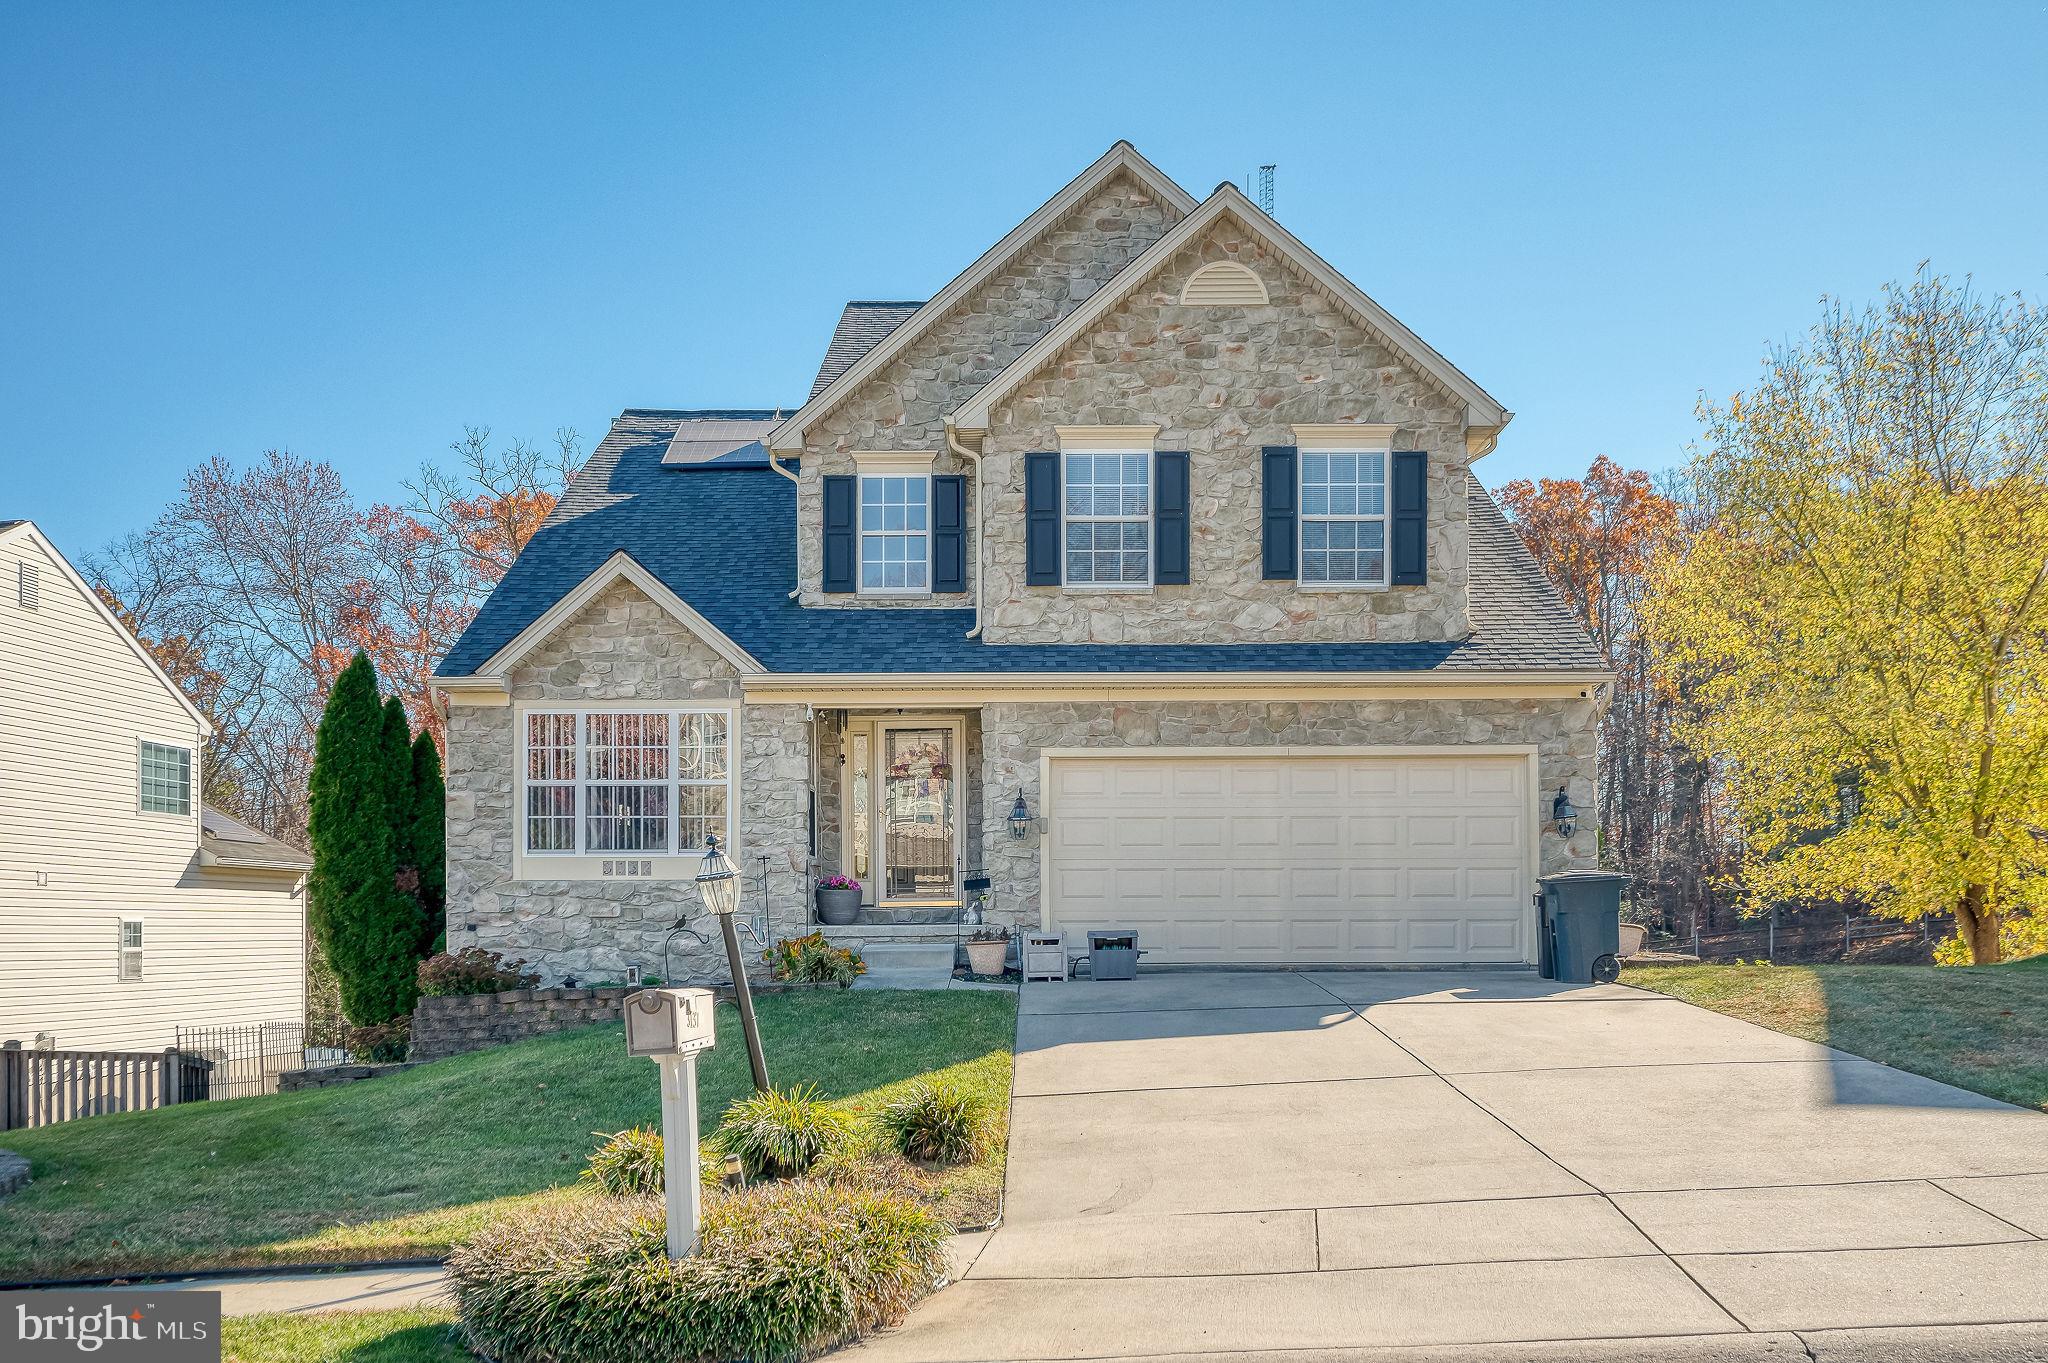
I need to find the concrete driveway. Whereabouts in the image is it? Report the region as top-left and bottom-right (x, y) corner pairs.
(849, 970), (2048, 1362)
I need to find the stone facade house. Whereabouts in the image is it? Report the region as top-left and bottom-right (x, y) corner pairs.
(433, 143), (1609, 983)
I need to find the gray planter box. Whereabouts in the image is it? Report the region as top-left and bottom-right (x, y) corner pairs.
(815, 886), (862, 925)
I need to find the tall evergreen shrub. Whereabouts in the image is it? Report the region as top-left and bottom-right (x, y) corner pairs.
(409, 729), (447, 953)
(308, 654), (425, 1024)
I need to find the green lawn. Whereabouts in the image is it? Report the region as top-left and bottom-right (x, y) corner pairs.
(0, 989), (1015, 1280)
(224, 1310), (465, 1363)
(1625, 960), (2048, 1112)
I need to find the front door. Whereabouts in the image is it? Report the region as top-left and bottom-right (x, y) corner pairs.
(877, 722), (959, 906)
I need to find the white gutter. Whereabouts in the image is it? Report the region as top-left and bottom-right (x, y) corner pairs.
(770, 452), (803, 600)
(944, 420), (986, 638)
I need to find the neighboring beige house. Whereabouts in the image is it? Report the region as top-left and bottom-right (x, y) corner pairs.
(0, 520), (310, 1051)
(434, 143), (1609, 983)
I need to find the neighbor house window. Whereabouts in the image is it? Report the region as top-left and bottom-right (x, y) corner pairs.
(859, 475), (929, 593)
(139, 741), (192, 815)
(1064, 451), (1150, 587)
(521, 710), (730, 856)
(118, 918), (144, 981)
(1300, 450), (1388, 586)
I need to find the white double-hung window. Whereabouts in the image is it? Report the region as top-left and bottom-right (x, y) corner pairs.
(855, 453), (934, 595)
(521, 709), (731, 856)
(1059, 427), (1159, 589)
(1295, 425), (1395, 588)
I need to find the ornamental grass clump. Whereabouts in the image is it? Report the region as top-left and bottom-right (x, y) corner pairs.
(448, 1182), (950, 1363)
(717, 1084), (854, 1179)
(873, 1079), (990, 1164)
(581, 1127), (665, 1196)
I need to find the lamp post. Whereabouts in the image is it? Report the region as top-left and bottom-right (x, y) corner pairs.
(697, 833), (769, 1093)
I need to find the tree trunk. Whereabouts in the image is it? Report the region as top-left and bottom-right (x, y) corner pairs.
(1956, 884), (2003, 964)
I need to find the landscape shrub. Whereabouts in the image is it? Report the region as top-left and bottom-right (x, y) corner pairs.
(717, 1084), (854, 1179)
(582, 1127), (665, 1196)
(448, 1184), (949, 1363)
(763, 932), (865, 986)
(417, 947), (541, 997)
(872, 1078), (989, 1164)
(340, 1018), (410, 1063)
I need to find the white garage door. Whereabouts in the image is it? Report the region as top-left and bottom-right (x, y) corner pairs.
(1045, 752), (1533, 965)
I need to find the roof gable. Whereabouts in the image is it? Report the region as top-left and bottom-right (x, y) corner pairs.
(809, 302), (922, 399)
(766, 142), (1199, 454)
(950, 183), (1510, 437)
(0, 520), (214, 737)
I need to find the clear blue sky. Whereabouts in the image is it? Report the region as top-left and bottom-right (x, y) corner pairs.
(5, 1), (2044, 552)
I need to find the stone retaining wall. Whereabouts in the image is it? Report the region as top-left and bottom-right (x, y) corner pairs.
(279, 1062), (418, 1091)
(410, 987), (638, 1063)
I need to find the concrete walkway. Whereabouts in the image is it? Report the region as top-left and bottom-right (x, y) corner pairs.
(55, 1265), (450, 1315)
(845, 970), (2048, 1362)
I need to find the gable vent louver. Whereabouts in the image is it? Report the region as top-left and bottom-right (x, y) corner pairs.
(1180, 261), (1270, 306)
(16, 561), (38, 610)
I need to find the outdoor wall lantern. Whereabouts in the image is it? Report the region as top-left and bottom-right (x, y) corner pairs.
(1008, 789), (1033, 840)
(696, 833), (769, 1094)
(1551, 786), (1579, 840)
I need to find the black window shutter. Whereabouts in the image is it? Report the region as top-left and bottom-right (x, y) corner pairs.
(1025, 452), (1060, 586)
(1390, 451), (1428, 585)
(1153, 451), (1190, 585)
(822, 475), (856, 593)
(932, 474), (966, 593)
(1261, 446), (1298, 580)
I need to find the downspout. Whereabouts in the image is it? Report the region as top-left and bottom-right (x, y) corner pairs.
(770, 451), (802, 601)
(944, 419), (985, 638)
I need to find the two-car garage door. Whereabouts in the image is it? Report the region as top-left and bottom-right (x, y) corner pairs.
(1044, 752), (1534, 965)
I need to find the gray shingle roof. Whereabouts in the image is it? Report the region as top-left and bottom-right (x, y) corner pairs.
(437, 411), (1605, 678)
(808, 301), (923, 399)
(201, 805), (313, 870)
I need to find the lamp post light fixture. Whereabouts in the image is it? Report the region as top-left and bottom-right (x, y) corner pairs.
(1551, 786), (1579, 841)
(697, 833), (770, 1094)
(1008, 789), (1033, 840)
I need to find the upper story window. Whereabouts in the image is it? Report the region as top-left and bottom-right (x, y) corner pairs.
(1065, 452), (1152, 587)
(522, 709), (730, 856)
(1300, 451), (1387, 587)
(860, 474), (929, 593)
(139, 741), (192, 815)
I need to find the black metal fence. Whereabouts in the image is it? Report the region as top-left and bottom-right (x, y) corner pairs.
(174, 1022), (334, 1100)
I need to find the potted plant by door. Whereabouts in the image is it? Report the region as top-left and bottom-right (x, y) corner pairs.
(815, 875), (862, 926)
(964, 927), (1010, 977)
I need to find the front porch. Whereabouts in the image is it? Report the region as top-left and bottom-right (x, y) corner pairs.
(813, 708), (988, 930)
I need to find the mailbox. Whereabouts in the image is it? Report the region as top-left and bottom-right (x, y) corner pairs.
(624, 987), (717, 1059)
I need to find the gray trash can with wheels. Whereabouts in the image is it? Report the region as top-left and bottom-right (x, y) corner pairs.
(1538, 870), (1632, 984)
(1085, 930), (1142, 981)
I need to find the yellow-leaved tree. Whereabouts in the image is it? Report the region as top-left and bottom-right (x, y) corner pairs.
(1644, 271), (2048, 964)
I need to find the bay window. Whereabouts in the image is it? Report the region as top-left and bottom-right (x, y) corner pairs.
(521, 709), (730, 856)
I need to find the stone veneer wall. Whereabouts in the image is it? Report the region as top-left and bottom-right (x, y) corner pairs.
(795, 173), (1181, 606)
(443, 580), (813, 985)
(979, 219), (1471, 645)
(978, 697), (1600, 930)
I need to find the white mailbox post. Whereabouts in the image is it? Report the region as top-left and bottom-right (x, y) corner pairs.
(624, 986), (717, 1259)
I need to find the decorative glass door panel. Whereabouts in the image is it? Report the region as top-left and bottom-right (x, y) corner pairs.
(849, 731), (872, 903)
(881, 726), (956, 902)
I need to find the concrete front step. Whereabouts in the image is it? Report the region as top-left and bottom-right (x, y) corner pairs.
(851, 941), (959, 990)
